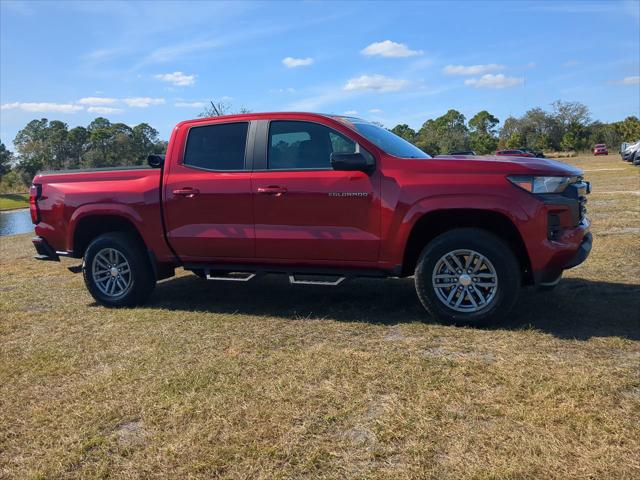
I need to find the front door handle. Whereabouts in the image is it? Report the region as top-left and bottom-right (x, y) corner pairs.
(172, 187), (200, 198)
(257, 186), (288, 196)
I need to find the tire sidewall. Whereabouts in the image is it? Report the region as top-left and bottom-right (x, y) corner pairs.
(415, 229), (520, 326)
(83, 233), (154, 307)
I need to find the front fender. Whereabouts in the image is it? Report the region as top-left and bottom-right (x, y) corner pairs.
(380, 193), (535, 266)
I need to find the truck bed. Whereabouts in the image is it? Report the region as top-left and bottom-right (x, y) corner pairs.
(32, 166), (170, 260)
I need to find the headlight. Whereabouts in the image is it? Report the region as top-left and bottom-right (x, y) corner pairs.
(507, 175), (571, 194)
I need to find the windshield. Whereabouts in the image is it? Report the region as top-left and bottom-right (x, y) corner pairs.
(351, 122), (430, 159)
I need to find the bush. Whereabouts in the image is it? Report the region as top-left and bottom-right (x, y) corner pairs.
(0, 170), (29, 193)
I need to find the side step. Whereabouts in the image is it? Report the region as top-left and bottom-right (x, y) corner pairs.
(205, 271), (256, 282)
(288, 274), (345, 286)
(200, 270), (346, 286)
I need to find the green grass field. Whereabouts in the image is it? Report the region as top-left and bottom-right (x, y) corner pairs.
(0, 193), (29, 211)
(0, 155), (638, 479)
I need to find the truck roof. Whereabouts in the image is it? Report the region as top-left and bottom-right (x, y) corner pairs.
(175, 112), (365, 129)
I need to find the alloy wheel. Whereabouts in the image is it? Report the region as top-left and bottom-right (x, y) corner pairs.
(431, 249), (498, 313)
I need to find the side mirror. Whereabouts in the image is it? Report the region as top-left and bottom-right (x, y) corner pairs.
(330, 152), (374, 173)
(147, 154), (165, 168)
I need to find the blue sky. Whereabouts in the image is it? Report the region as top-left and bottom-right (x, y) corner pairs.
(1, 0), (639, 146)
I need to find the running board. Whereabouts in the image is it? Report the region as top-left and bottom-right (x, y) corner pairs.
(205, 271), (256, 282)
(288, 274), (346, 286)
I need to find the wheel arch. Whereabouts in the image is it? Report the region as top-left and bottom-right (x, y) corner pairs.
(402, 209), (533, 284)
(71, 214), (146, 259)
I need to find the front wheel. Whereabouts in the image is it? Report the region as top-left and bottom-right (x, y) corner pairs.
(83, 232), (156, 307)
(414, 228), (520, 326)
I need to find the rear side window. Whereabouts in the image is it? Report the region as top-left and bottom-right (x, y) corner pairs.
(183, 122), (248, 170)
(268, 121), (356, 170)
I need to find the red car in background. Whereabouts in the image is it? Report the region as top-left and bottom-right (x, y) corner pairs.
(495, 149), (535, 157)
(593, 144), (608, 155)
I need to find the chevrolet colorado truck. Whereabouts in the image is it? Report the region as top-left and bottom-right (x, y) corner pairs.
(30, 112), (592, 325)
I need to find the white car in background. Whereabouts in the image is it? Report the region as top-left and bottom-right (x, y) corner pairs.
(621, 141), (640, 164)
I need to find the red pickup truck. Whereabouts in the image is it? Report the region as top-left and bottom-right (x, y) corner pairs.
(30, 112), (592, 325)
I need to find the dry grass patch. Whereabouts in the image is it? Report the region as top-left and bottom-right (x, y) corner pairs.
(0, 154), (639, 479)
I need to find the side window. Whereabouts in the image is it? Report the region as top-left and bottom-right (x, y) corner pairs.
(330, 131), (357, 154)
(268, 121), (356, 170)
(183, 122), (248, 171)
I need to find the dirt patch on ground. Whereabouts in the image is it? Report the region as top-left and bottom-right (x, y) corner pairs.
(113, 420), (147, 447)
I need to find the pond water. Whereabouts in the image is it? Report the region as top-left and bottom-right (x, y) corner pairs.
(0, 209), (34, 236)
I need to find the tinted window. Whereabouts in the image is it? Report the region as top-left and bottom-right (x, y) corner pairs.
(352, 122), (430, 159)
(184, 122), (248, 170)
(268, 121), (356, 169)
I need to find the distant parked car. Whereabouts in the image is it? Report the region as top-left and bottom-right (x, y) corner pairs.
(495, 149), (535, 157)
(621, 141), (640, 162)
(449, 150), (477, 155)
(592, 144), (608, 155)
(620, 142), (629, 155)
(520, 148), (546, 158)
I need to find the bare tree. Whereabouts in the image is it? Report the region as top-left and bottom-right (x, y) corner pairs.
(199, 100), (251, 118)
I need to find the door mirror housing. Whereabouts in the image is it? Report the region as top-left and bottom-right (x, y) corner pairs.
(147, 154), (165, 168)
(330, 152), (374, 173)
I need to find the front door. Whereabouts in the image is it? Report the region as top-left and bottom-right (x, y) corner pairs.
(251, 120), (380, 262)
(163, 121), (254, 261)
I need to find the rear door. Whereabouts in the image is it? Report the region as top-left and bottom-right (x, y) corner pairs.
(251, 119), (381, 262)
(163, 121), (255, 261)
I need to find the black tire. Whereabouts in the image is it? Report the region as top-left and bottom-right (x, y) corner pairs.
(82, 232), (156, 307)
(414, 228), (520, 326)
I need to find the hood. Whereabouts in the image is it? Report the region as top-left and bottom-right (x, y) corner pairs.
(426, 155), (583, 176)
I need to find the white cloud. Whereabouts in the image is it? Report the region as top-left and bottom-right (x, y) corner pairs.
(270, 87), (296, 93)
(282, 56), (314, 68)
(154, 71), (196, 86)
(87, 106), (123, 114)
(0, 102), (83, 113)
(174, 101), (206, 108)
(369, 108), (383, 113)
(443, 64), (505, 75)
(361, 40), (422, 58)
(615, 76), (640, 85)
(343, 74), (409, 92)
(77, 97), (117, 105)
(464, 74), (524, 89)
(146, 39), (218, 63)
(344, 110), (358, 115)
(563, 60), (579, 67)
(123, 97), (165, 107)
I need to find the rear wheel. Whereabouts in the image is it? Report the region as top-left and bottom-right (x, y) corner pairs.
(83, 232), (156, 307)
(414, 228), (520, 326)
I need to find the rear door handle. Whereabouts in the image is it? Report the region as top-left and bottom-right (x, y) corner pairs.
(257, 186), (288, 195)
(172, 187), (200, 198)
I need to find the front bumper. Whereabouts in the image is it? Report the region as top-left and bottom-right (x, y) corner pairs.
(533, 225), (592, 284)
(562, 232), (592, 269)
(32, 236), (60, 261)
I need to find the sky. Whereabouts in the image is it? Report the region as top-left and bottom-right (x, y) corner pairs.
(1, 0), (639, 146)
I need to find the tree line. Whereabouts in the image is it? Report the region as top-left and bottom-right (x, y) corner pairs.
(1, 100), (639, 191)
(0, 117), (166, 190)
(391, 100), (640, 155)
